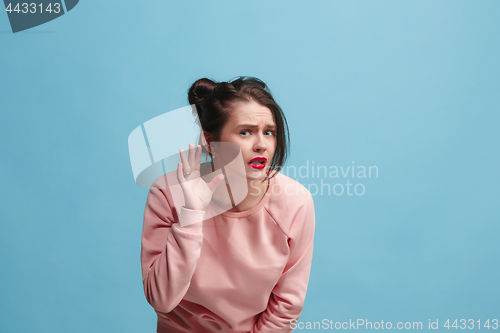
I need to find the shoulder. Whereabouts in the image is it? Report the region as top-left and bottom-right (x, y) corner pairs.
(271, 172), (313, 202)
(146, 172), (179, 218)
(265, 173), (314, 236)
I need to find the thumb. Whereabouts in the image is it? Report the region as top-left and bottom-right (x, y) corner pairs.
(207, 174), (225, 192)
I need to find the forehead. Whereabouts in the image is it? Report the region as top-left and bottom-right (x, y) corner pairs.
(227, 101), (275, 125)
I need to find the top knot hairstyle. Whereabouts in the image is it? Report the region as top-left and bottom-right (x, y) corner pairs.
(188, 76), (289, 181)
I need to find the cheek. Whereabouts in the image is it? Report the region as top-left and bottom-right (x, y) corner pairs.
(270, 138), (278, 151)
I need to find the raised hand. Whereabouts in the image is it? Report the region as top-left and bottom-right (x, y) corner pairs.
(177, 143), (225, 211)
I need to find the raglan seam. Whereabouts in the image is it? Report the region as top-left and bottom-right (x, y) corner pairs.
(263, 206), (289, 238)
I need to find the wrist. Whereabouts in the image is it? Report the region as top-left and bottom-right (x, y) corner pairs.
(183, 205), (204, 211)
(179, 206), (206, 227)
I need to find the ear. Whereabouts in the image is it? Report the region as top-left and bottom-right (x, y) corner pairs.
(201, 131), (213, 154)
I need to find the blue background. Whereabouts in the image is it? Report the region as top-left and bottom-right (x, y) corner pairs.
(1, 1), (499, 332)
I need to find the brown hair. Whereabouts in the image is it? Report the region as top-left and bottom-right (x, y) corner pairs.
(188, 76), (289, 181)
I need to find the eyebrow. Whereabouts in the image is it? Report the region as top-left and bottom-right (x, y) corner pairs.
(237, 124), (277, 129)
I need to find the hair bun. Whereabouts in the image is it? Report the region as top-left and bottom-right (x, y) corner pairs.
(188, 78), (218, 106)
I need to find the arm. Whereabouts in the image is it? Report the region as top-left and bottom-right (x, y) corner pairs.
(251, 193), (316, 333)
(141, 178), (206, 313)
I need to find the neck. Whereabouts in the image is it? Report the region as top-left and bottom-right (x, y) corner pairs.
(228, 177), (268, 212)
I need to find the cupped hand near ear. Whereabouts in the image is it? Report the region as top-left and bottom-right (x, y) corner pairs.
(177, 143), (225, 211)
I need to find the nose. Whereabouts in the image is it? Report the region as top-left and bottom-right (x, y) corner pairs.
(253, 133), (267, 152)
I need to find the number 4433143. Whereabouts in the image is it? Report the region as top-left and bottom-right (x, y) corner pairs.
(443, 319), (498, 330)
(5, 3), (62, 14)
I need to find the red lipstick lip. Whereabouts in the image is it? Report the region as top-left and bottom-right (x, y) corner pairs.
(248, 157), (267, 163)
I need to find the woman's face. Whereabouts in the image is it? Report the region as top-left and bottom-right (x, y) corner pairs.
(216, 100), (277, 182)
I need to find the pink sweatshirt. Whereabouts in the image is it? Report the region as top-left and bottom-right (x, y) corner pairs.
(141, 172), (315, 333)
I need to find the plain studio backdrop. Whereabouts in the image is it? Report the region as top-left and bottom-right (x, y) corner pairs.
(1, 1), (498, 332)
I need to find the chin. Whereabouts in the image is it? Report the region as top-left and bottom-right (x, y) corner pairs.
(246, 169), (267, 182)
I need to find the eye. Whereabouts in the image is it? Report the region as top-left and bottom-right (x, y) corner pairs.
(240, 130), (250, 136)
(265, 130), (276, 136)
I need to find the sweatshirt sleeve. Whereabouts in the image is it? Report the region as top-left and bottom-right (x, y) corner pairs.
(251, 193), (316, 333)
(140, 179), (206, 313)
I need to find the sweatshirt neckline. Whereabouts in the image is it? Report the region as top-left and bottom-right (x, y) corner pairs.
(216, 175), (276, 219)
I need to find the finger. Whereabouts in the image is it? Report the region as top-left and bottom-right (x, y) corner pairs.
(207, 174), (225, 192)
(176, 162), (185, 183)
(187, 143), (195, 171)
(194, 145), (202, 173)
(179, 148), (191, 175)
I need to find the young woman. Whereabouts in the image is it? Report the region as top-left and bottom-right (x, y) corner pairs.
(141, 77), (316, 333)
